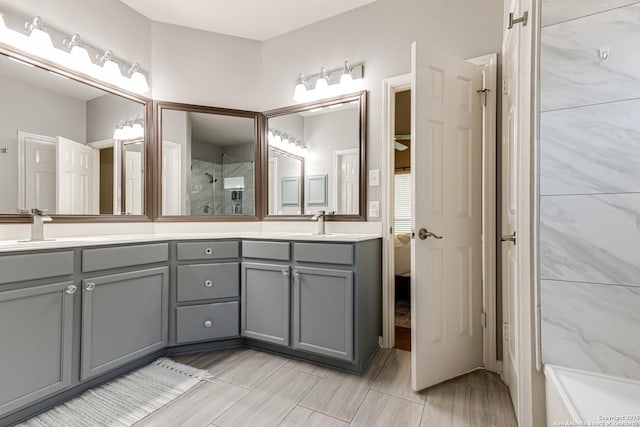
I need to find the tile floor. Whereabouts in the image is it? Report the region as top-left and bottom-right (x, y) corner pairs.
(135, 347), (518, 427)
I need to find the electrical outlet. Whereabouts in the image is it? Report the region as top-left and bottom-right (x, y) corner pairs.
(369, 201), (380, 218)
(369, 169), (379, 187)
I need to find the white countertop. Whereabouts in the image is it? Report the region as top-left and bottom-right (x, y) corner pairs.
(0, 232), (381, 253)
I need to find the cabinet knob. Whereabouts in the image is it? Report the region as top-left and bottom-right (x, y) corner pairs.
(282, 269), (289, 277)
(204, 320), (213, 328)
(65, 284), (77, 295)
(294, 271), (300, 278)
(205, 248), (213, 255)
(85, 282), (96, 292)
(204, 280), (213, 288)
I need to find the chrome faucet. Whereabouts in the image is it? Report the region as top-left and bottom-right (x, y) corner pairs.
(29, 208), (52, 242)
(311, 210), (334, 235)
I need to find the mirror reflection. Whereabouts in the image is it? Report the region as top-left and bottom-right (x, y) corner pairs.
(161, 109), (256, 216)
(0, 53), (146, 215)
(267, 99), (361, 216)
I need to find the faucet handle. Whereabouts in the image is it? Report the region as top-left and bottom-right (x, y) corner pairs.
(31, 208), (49, 215)
(318, 210), (326, 215)
(16, 208), (31, 214)
(327, 211), (335, 216)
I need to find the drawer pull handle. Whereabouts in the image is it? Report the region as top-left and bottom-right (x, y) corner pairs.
(204, 280), (213, 288)
(85, 282), (96, 292)
(66, 284), (77, 295)
(282, 269), (289, 277)
(204, 320), (213, 328)
(205, 248), (213, 255)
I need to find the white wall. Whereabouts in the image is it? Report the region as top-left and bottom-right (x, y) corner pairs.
(150, 22), (263, 109)
(0, 77), (86, 213)
(86, 93), (146, 142)
(261, 0), (504, 215)
(0, 0), (151, 71)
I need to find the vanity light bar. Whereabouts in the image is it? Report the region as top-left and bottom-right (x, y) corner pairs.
(293, 60), (364, 103)
(114, 117), (144, 140)
(268, 128), (308, 157)
(0, 10), (150, 95)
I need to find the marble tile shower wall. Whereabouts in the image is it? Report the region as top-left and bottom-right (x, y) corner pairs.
(540, 1), (640, 380)
(190, 159), (255, 216)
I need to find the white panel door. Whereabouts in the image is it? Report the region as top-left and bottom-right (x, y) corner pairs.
(20, 132), (57, 212)
(124, 151), (143, 215)
(162, 140), (183, 215)
(334, 149), (359, 214)
(56, 136), (99, 215)
(410, 42), (484, 390)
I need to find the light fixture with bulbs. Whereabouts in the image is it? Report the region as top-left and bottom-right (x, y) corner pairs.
(0, 10), (150, 95)
(114, 117), (145, 140)
(292, 60), (364, 103)
(268, 128), (308, 157)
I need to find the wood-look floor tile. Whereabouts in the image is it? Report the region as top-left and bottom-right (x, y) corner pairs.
(134, 379), (248, 427)
(278, 406), (348, 427)
(174, 348), (253, 376)
(371, 349), (425, 404)
(215, 350), (288, 389)
(350, 390), (423, 427)
(283, 358), (332, 377)
(486, 375), (518, 427)
(213, 367), (318, 427)
(299, 362), (382, 422)
(370, 348), (392, 367)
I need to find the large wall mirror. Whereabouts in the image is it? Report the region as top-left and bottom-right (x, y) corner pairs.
(264, 91), (366, 220)
(155, 102), (260, 220)
(0, 48), (150, 223)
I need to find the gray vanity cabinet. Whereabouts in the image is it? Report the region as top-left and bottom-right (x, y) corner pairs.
(81, 267), (169, 380)
(292, 267), (354, 361)
(241, 262), (291, 346)
(0, 281), (75, 416)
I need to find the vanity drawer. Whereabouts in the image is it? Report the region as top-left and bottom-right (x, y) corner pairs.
(177, 241), (239, 261)
(242, 240), (290, 261)
(294, 243), (354, 265)
(177, 263), (239, 302)
(176, 302), (239, 344)
(82, 243), (169, 273)
(0, 251), (74, 284)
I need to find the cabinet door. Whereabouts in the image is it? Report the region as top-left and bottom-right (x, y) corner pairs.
(241, 262), (290, 346)
(0, 281), (75, 416)
(81, 267), (168, 380)
(292, 267), (354, 361)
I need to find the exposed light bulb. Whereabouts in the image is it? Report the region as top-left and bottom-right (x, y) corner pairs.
(340, 60), (354, 86)
(130, 70), (149, 93)
(27, 24), (54, 58)
(293, 73), (309, 103)
(102, 59), (121, 84)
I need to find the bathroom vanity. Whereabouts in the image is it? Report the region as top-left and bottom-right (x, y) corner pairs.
(0, 234), (381, 425)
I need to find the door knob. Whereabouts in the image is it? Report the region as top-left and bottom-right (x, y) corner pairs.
(418, 228), (443, 240)
(501, 232), (516, 244)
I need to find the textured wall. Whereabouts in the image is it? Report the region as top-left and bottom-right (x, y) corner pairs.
(539, 1), (640, 379)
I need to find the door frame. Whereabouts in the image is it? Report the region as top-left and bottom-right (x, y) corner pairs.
(332, 148), (359, 214)
(380, 53), (499, 372)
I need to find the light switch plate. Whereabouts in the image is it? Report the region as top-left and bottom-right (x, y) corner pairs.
(369, 169), (380, 187)
(369, 201), (380, 218)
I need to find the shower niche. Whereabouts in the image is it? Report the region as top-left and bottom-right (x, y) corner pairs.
(156, 102), (259, 220)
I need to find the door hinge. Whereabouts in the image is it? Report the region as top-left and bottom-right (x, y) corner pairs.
(502, 77), (508, 94)
(508, 11), (528, 29)
(503, 323), (509, 340)
(481, 312), (487, 328)
(477, 89), (490, 107)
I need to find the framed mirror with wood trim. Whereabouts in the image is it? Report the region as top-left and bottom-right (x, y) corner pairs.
(0, 46), (152, 223)
(154, 102), (261, 221)
(263, 91), (367, 220)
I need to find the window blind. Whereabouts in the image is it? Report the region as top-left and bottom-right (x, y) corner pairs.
(394, 174), (412, 233)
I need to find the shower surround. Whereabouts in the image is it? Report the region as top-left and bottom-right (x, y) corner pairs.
(539, 1), (640, 380)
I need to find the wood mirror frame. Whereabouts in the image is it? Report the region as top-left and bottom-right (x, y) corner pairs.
(261, 91), (367, 221)
(0, 44), (153, 224)
(153, 101), (263, 222)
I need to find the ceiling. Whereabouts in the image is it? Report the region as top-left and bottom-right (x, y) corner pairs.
(120, 0), (379, 41)
(189, 112), (255, 146)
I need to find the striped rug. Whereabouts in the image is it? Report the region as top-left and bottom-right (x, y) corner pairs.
(19, 358), (211, 427)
